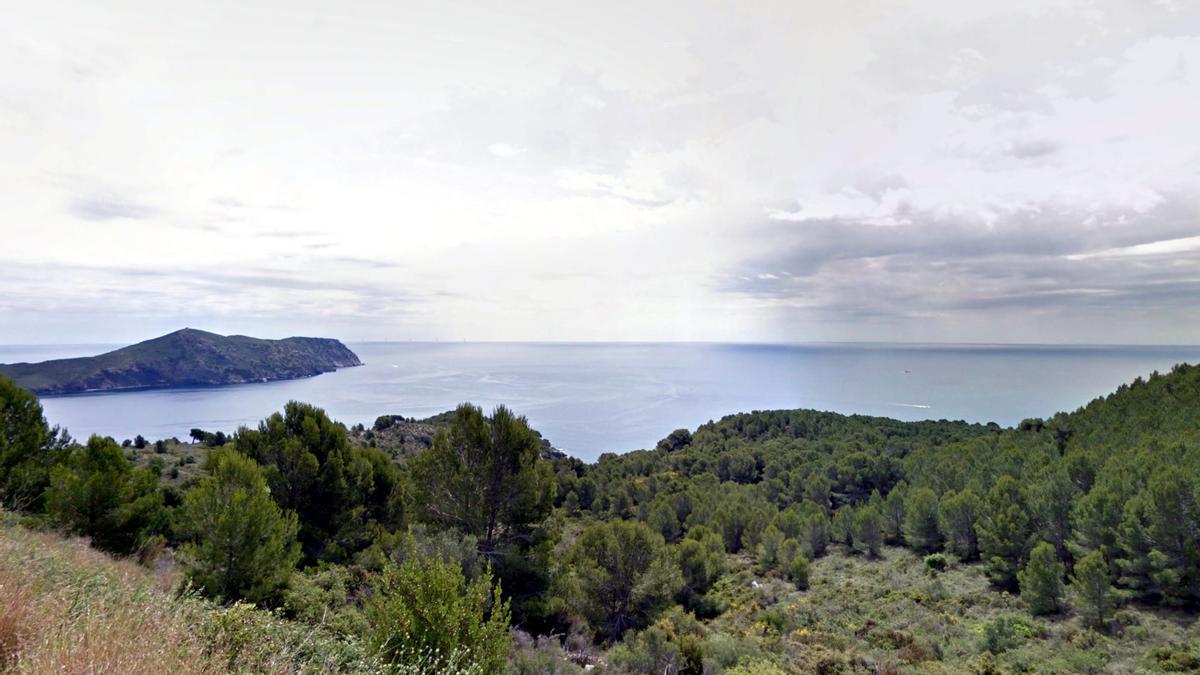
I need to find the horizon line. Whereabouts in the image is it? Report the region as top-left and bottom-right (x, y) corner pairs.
(4, 337), (1200, 350)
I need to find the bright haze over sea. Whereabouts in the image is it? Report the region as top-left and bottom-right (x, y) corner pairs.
(3, 342), (1197, 462)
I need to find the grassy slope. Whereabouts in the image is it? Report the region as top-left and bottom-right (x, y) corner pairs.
(0, 514), (382, 674)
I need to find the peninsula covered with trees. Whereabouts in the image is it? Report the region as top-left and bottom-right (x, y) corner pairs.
(0, 328), (362, 395)
(2, 363), (1200, 672)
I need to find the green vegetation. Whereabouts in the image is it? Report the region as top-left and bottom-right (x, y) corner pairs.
(176, 446), (301, 603)
(0, 328), (361, 395)
(3, 362), (1200, 672)
(561, 519), (681, 641)
(0, 374), (69, 510)
(45, 435), (163, 554)
(365, 543), (511, 673)
(1072, 549), (1116, 630)
(1018, 542), (1065, 615)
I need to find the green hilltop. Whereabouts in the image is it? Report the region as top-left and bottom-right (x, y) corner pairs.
(0, 328), (361, 395)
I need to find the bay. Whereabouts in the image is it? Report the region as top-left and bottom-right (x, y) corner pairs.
(2, 341), (1197, 462)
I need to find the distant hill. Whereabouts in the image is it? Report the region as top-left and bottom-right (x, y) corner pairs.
(0, 328), (362, 395)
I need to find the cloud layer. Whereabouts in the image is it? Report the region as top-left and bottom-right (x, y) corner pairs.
(1, 0), (1198, 343)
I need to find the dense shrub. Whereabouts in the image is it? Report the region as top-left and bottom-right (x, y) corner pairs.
(364, 545), (510, 673)
(45, 436), (163, 554)
(562, 519), (681, 640)
(980, 613), (1045, 654)
(177, 447), (300, 603)
(787, 555), (811, 590)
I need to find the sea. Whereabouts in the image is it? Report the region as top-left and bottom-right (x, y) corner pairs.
(2, 342), (1197, 462)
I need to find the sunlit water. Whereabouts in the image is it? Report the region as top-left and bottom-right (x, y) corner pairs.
(2, 342), (1197, 461)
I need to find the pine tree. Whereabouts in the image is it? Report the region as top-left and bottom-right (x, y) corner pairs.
(566, 519), (682, 640)
(178, 447), (301, 603)
(1030, 468), (1077, 565)
(1071, 549), (1116, 630)
(979, 476), (1035, 589)
(649, 501), (681, 542)
(883, 481), (908, 544)
(678, 534), (724, 599)
(939, 487), (980, 561)
(832, 507), (855, 549)
(787, 554), (811, 590)
(1070, 475), (1129, 577)
(903, 487), (943, 553)
(855, 506), (884, 558)
(805, 473), (832, 513)
(801, 511), (830, 558)
(235, 401), (406, 562)
(1018, 541), (1065, 615)
(757, 524), (786, 572)
(411, 404), (555, 556)
(1116, 468), (1200, 605)
(1, 375), (67, 511)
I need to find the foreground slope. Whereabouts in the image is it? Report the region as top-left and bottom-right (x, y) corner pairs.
(0, 513), (380, 673)
(0, 328), (361, 395)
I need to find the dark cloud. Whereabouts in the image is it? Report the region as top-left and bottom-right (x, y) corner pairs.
(720, 195), (1200, 326)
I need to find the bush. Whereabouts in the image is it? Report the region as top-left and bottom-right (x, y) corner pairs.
(607, 620), (690, 674)
(787, 555), (811, 590)
(373, 415), (403, 431)
(925, 553), (948, 573)
(702, 633), (761, 673)
(1144, 643), (1200, 672)
(364, 544), (510, 674)
(282, 565), (367, 637)
(508, 630), (584, 674)
(980, 614), (1044, 654)
(45, 436), (164, 554)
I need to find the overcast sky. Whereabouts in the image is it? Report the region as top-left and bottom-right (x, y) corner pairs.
(3, 0), (1199, 344)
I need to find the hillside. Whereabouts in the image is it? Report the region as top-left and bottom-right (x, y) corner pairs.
(4, 363), (1200, 673)
(0, 328), (361, 395)
(0, 513), (380, 673)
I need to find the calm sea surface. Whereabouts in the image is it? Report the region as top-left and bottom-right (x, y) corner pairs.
(2, 342), (1197, 462)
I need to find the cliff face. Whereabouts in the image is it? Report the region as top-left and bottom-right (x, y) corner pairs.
(0, 328), (362, 395)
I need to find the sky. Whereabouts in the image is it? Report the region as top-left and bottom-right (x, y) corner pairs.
(2, 0), (1199, 345)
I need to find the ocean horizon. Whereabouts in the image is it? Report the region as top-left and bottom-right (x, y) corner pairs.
(3, 340), (1198, 462)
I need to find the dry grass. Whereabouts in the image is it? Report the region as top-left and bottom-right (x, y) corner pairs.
(0, 519), (381, 674)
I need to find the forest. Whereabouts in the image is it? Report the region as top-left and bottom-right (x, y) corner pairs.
(2, 364), (1200, 673)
